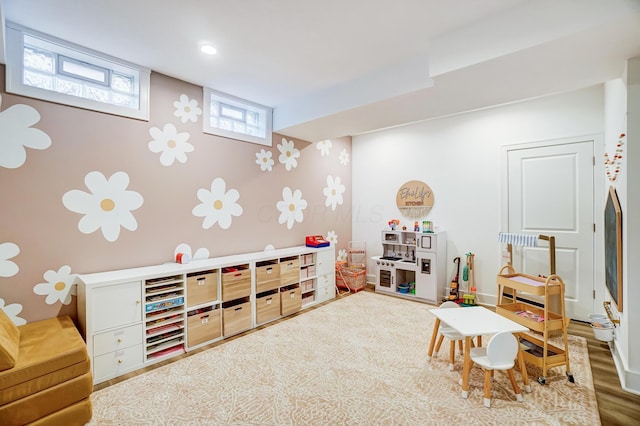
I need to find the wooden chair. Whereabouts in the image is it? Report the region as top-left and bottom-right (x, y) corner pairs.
(429, 301), (464, 371)
(469, 331), (523, 407)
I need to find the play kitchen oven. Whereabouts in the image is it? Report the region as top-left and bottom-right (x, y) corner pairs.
(375, 230), (447, 304)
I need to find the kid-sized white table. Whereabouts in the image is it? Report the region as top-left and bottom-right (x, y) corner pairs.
(429, 305), (531, 397)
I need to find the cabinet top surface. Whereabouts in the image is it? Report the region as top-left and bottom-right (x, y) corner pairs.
(78, 245), (333, 286)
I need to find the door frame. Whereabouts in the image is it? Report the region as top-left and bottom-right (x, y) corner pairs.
(500, 134), (605, 320)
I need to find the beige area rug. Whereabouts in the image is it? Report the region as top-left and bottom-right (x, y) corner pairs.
(89, 292), (599, 425)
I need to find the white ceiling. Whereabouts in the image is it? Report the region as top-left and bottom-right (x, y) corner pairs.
(1, 0), (640, 142)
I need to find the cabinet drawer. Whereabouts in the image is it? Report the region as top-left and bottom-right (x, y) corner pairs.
(92, 281), (142, 331)
(256, 292), (281, 324)
(93, 323), (143, 357)
(187, 308), (221, 347)
(221, 267), (251, 301)
(187, 270), (218, 307)
(223, 301), (252, 336)
(317, 273), (334, 289)
(317, 284), (335, 302)
(279, 257), (300, 286)
(93, 344), (143, 384)
(280, 286), (302, 316)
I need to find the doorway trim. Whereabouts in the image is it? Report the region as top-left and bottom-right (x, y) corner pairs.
(500, 134), (605, 318)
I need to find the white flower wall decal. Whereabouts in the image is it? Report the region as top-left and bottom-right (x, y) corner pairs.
(256, 148), (275, 171)
(277, 138), (300, 171)
(62, 171), (144, 242)
(339, 149), (350, 166)
(0, 299), (26, 326)
(337, 249), (347, 262)
(0, 242), (20, 277)
(323, 175), (346, 211)
(33, 265), (77, 305)
(148, 123), (194, 166)
(326, 231), (338, 245)
(192, 178), (243, 230)
(173, 94), (202, 123)
(316, 140), (332, 157)
(174, 243), (210, 261)
(277, 187), (307, 229)
(0, 94), (52, 169)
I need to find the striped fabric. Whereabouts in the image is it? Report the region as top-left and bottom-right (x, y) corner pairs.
(498, 232), (538, 247)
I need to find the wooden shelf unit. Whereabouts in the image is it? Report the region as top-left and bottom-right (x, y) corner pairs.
(496, 266), (573, 384)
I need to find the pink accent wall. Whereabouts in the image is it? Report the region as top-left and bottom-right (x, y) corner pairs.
(0, 66), (352, 323)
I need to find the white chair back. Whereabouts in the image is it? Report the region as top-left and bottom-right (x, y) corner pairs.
(439, 301), (459, 309)
(486, 331), (518, 367)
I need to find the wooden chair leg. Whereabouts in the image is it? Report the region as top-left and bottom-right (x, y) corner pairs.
(457, 339), (463, 355)
(434, 334), (444, 354)
(507, 368), (524, 402)
(483, 369), (492, 408)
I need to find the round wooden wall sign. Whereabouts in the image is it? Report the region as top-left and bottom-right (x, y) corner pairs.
(396, 180), (434, 218)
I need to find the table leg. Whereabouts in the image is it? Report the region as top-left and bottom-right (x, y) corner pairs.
(427, 318), (440, 360)
(461, 335), (472, 398)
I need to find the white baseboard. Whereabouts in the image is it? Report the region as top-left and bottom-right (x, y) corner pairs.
(609, 341), (640, 396)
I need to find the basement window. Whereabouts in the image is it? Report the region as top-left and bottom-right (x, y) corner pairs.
(5, 22), (150, 121)
(203, 88), (273, 146)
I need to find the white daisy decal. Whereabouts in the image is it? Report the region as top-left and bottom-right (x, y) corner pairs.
(62, 171), (144, 242)
(173, 94), (202, 123)
(277, 138), (301, 171)
(33, 265), (77, 305)
(276, 187), (307, 229)
(192, 178), (243, 230)
(339, 149), (350, 166)
(148, 123), (194, 166)
(0, 242), (20, 278)
(326, 231), (338, 245)
(174, 243), (210, 261)
(0, 299), (26, 326)
(0, 94), (52, 169)
(256, 148), (274, 172)
(337, 249), (347, 262)
(323, 175), (346, 211)
(316, 140), (332, 157)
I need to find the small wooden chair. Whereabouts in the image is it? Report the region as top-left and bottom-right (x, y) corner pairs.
(469, 331), (523, 407)
(429, 301), (464, 371)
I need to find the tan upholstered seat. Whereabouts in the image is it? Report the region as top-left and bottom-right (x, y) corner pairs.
(0, 310), (93, 425)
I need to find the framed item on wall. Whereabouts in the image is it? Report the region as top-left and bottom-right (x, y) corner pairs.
(604, 186), (623, 311)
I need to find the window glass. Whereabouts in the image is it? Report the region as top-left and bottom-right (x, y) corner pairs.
(5, 22), (150, 121)
(203, 88), (272, 146)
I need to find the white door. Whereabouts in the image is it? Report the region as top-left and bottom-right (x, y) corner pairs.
(505, 139), (595, 321)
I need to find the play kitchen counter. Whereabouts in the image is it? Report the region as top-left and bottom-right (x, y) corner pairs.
(374, 230), (446, 304)
(77, 245), (335, 385)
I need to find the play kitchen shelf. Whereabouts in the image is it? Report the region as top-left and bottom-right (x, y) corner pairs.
(496, 265), (573, 385)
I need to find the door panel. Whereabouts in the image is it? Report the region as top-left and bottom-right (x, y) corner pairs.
(507, 140), (594, 320)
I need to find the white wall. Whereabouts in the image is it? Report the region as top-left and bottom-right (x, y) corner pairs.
(607, 57), (640, 395)
(352, 86), (604, 304)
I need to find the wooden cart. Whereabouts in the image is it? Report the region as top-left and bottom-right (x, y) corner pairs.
(496, 265), (573, 384)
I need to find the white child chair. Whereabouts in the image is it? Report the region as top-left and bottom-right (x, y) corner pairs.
(428, 301), (464, 371)
(469, 331), (523, 408)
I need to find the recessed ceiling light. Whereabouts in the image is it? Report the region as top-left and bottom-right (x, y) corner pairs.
(200, 45), (217, 55)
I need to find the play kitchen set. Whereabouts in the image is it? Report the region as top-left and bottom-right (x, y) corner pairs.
(373, 223), (446, 305)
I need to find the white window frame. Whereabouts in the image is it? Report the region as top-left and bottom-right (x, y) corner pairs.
(203, 87), (273, 146)
(5, 22), (150, 121)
